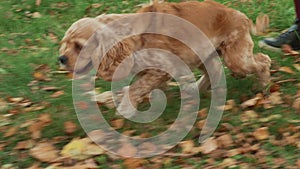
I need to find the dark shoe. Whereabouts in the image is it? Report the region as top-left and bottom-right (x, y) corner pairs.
(259, 24), (300, 51)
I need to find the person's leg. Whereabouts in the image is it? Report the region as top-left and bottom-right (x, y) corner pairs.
(259, 0), (300, 51)
(294, 0), (300, 20)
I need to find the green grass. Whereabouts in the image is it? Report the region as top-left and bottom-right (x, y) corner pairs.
(0, 0), (299, 168)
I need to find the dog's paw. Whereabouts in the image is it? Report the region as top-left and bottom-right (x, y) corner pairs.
(92, 91), (116, 109)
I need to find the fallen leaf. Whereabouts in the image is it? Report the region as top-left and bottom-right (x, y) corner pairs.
(14, 140), (35, 150)
(33, 72), (47, 81)
(0, 99), (9, 112)
(32, 12), (42, 18)
(220, 158), (237, 168)
(88, 130), (106, 143)
(267, 92), (283, 105)
(64, 121), (77, 134)
(40, 86), (60, 91)
(30, 142), (59, 162)
(293, 64), (300, 71)
(240, 97), (260, 109)
(278, 66), (295, 74)
(138, 142), (157, 155)
(38, 113), (52, 125)
(110, 119), (124, 130)
(179, 140), (195, 154)
(48, 32), (58, 43)
(7, 97), (24, 103)
(259, 114), (282, 122)
(50, 90), (64, 98)
(61, 138), (90, 160)
(217, 134), (233, 148)
(292, 98), (300, 111)
(253, 127), (269, 140)
(123, 158), (147, 169)
(201, 137), (218, 154)
(117, 143), (137, 157)
(282, 44), (299, 56)
(241, 110), (258, 122)
(61, 138), (103, 160)
(75, 101), (89, 110)
(83, 144), (105, 156)
(35, 0), (41, 6)
(269, 83), (280, 93)
(4, 126), (18, 138)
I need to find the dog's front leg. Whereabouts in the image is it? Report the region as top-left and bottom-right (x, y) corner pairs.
(117, 69), (170, 118)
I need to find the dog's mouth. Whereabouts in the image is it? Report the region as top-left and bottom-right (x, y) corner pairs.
(74, 60), (93, 75)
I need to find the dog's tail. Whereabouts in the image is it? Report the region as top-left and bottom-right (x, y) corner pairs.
(250, 14), (269, 36)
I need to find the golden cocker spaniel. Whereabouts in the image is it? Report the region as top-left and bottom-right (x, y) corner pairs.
(59, 1), (271, 114)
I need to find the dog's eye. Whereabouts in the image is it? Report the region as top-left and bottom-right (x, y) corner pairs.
(74, 42), (82, 51)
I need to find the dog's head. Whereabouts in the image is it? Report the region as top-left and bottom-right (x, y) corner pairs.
(58, 14), (132, 73)
(58, 17), (102, 71)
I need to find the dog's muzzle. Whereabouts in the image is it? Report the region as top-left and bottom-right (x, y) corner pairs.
(58, 55), (68, 65)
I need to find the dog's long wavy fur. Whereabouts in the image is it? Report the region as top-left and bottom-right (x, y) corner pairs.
(59, 1), (271, 110)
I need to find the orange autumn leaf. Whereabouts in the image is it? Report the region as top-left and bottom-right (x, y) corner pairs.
(278, 66), (295, 74)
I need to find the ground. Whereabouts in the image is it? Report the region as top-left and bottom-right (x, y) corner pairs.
(0, 0), (299, 168)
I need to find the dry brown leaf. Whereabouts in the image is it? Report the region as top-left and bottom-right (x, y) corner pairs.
(293, 64), (300, 71)
(4, 126), (18, 138)
(64, 121), (77, 134)
(40, 86), (60, 91)
(48, 32), (58, 43)
(226, 149), (241, 157)
(217, 134), (233, 148)
(269, 83), (280, 93)
(7, 97), (24, 103)
(38, 113), (52, 125)
(75, 101), (89, 110)
(179, 140), (195, 154)
(253, 127), (269, 140)
(14, 140), (35, 150)
(123, 158), (147, 169)
(33, 72), (47, 81)
(220, 158), (237, 168)
(32, 12), (42, 18)
(268, 92), (283, 105)
(88, 130), (106, 143)
(111, 119), (124, 130)
(296, 159), (300, 169)
(28, 122), (44, 139)
(197, 108), (208, 118)
(282, 44), (300, 56)
(278, 66), (295, 74)
(138, 142), (157, 155)
(30, 142), (59, 162)
(201, 137), (218, 154)
(240, 97), (260, 109)
(117, 143), (137, 157)
(50, 90), (64, 98)
(241, 110), (258, 122)
(35, 0), (41, 6)
(292, 98), (300, 111)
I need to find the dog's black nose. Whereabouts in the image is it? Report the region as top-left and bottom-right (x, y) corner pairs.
(58, 56), (68, 65)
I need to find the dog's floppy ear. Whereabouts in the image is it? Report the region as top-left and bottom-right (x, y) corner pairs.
(95, 39), (135, 81)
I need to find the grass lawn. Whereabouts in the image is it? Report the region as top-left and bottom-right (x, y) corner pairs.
(0, 0), (299, 168)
